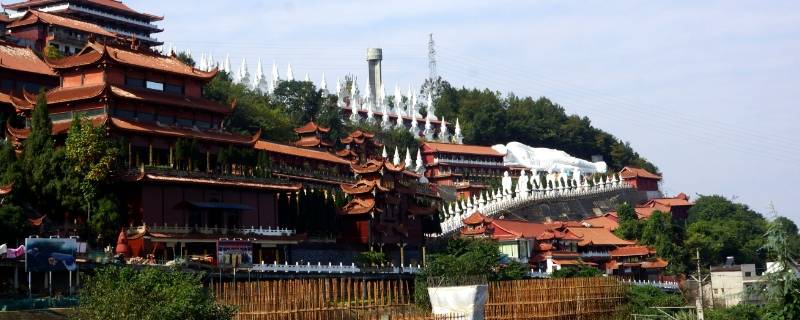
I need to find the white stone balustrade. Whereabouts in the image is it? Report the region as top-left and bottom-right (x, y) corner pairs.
(579, 251), (611, 258)
(437, 173), (632, 236)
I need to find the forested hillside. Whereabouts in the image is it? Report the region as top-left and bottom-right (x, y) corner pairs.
(430, 79), (657, 172)
(200, 71), (657, 173)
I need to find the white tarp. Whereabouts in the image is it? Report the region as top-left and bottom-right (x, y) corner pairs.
(428, 285), (488, 320)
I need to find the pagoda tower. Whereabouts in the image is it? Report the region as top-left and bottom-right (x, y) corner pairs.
(293, 121), (332, 151)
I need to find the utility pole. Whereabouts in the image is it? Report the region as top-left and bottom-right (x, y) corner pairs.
(691, 249), (706, 320)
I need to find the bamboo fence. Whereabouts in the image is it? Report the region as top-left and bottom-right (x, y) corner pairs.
(215, 278), (465, 320)
(484, 277), (628, 320)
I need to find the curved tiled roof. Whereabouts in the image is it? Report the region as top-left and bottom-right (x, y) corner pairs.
(566, 227), (635, 247)
(3, 0), (163, 21)
(339, 196), (375, 216)
(619, 167), (661, 180)
(46, 42), (218, 80)
(254, 140), (350, 165)
(8, 10), (114, 36)
(0, 183), (13, 195)
(294, 136), (330, 148)
(610, 245), (651, 257)
(294, 121), (329, 134)
(423, 142), (505, 157)
(109, 85), (231, 114)
(110, 117), (259, 145)
(0, 40), (57, 76)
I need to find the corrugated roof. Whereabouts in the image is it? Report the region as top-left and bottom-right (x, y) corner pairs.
(0, 40), (56, 76)
(255, 140), (350, 165)
(8, 10), (114, 36)
(423, 142), (505, 157)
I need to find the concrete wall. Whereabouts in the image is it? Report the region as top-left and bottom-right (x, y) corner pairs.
(500, 188), (646, 222)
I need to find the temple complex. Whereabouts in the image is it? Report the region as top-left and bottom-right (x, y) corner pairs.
(460, 211), (669, 280)
(2, 0), (163, 51)
(0, 40), (58, 131)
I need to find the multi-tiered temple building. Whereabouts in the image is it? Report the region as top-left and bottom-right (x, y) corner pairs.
(3, 0), (163, 51)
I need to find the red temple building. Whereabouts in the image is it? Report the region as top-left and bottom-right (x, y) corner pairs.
(4, 10), (115, 54)
(460, 211), (667, 280)
(0, 40), (58, 100)
(421, 142), (506, 199)
(3, 0), (162, 50)
(293, 120), (332, 150)
(338, 130), (441, 263)
(619, 166), (661, 193)
(4, 40), (315, 260)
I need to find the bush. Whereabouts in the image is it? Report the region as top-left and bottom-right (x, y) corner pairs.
(706, 304), (764, 320)
(550, 263), (603, 278)
(615, 285), (685, 318)
(74, 266), (234, 320)
(353, 251), (387, 266)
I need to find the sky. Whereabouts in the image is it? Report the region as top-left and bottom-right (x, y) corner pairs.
(126, 0), (800, 223)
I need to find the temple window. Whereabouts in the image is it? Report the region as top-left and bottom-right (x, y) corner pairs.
(157, 114), (175, 125)
(138, 112), (155, 123)
(114, 108), (136, 120)
(145, 80), (164, 91)
(164, 83), (184, 95)
(195, 120), (211, 129)
(176, 118), (193, 127)
(125, 76), (145, 88)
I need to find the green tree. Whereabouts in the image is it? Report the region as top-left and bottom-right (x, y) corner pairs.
(74, 266), (234, 320)
(22, 91), (61, 215)
(615, 285), (685, 318)
(614, 203), (641, 240)
(639, 211), (687, 274)
(272, 80), (324, 125)
(63, 116), (120, 239)
(685, 195), (767, 269)
(706, 304), (764, 320)
(44, 45), (64, 60)
(0, 204), (27, 247)
(760, 217), (800, 319)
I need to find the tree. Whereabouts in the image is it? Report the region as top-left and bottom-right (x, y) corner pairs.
(22, 91), (61, 215)
(685, 195), (767, 269)
(614, 203), (640, 240)
(615, 285), (685, 318)
(639, 211), (687, 274)
(44, 45), (64, 60)
(0, 204), (27, 246)
(63, 116), (120, 239)
(74, 266), (234, 320)
(760, 217), (800, 319)
(272, 80), (324, 125)
(432, 80), (657, 172)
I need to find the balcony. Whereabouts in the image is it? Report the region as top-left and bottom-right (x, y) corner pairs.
(250, 261), (421, 274)
(580, 251), (611, 259)
(135, 223), (296, 238)
(432, 157), (504, 168)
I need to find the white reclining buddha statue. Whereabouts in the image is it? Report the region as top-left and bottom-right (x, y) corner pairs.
(491, 142), (608, 174)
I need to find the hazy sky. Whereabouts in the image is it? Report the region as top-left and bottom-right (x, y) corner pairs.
(126, 0), (800, 223)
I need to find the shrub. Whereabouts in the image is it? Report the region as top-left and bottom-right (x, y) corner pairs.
(74, 266), (234, 320)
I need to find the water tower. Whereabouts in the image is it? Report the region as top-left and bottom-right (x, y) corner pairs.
(366, 48), (382, 103)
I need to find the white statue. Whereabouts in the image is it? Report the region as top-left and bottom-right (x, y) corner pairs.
(492, 142), (607, 174)
(501, 171), (513, 194)
(518, 170), (530, 193)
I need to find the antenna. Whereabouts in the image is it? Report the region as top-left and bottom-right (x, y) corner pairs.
(428, 33), (437, 81)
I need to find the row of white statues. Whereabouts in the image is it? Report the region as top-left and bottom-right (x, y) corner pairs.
(438, 170), (630, 235)
(175, 50), (465, 144)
